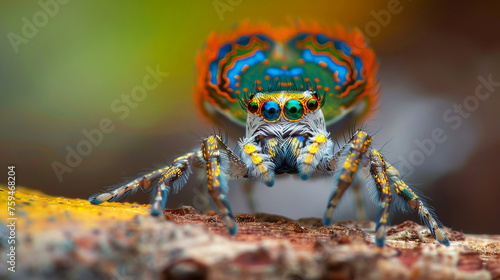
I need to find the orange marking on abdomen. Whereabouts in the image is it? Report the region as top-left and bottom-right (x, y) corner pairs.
(334, 72), (340, 82)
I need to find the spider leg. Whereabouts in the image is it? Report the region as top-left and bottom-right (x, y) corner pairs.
(323, 130), (372, 226)
(386, 163), (450, 245)
(149, 153), (202, 215)
(369, 149), (393, 246)
(151, 182), (169, 215)
(202, 135), (248, 235)
(88, 166), (171, 205)
(89, 152), (204, 215)
(90, 134), (248, 235)
(323, 130), (449, 247)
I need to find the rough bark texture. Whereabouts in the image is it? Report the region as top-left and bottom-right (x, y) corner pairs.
(1, 186), (499, 280)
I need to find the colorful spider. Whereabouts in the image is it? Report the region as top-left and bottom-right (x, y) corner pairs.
(89, 21), (449, 247)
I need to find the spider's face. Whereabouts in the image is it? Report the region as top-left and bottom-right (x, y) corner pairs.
(246, 90), (320, 123)
(245, 90), (326, 139)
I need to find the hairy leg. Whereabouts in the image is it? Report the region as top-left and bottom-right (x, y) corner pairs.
(323, 130), (449, 246)
(202, 135), (248, 235)
(324, 130), (372, 225)
(89, 152), (203, 215)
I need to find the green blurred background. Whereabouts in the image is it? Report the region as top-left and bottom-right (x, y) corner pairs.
(1, 1), (499, 233)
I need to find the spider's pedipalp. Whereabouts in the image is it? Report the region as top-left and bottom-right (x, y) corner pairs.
(297, 133), (330, 180)
(239, 139), (275, 187)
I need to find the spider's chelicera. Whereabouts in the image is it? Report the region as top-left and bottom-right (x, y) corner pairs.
(89, 22), (450, 247)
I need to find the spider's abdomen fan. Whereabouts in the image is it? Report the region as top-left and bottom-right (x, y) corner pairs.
(195, 21), (378, 126)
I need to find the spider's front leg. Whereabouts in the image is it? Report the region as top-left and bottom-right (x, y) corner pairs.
(201, 135), (248, 235)
(322, 130), (450, 247)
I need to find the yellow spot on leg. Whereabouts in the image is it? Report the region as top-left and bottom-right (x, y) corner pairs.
(314, 134), (326, 143)
(244, 144), (256, 154)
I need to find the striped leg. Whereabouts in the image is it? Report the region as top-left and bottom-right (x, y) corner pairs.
(386, 163), (450, 245)
(322, 129), (449, 246)
(370, 150), (393, 246)
(324, 130), (372, 225)
(202, 135), (248, 235)
(89, 152), (202, 216)
(90, 133), (247, 234)
(149, 153), (201, 215)
(89, 168), (166, 205)
(151, 182), (170, 216)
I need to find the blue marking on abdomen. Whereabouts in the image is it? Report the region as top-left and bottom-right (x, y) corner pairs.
(265, 67), (303, 77)
(226, 50), (266, 89)
(302, 49), (349, 84)
(353, 56), (363, 80)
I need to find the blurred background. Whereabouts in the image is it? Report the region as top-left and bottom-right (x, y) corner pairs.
(1, 1), (499, 234)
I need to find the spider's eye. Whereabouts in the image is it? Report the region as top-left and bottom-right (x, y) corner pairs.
(247, 101), (259, 114)
(307, 98), (319, 111)
(284, 99), (304, 121)
(261, 100), (281, 121)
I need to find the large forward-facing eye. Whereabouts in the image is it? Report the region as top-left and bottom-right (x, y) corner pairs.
(261, 100), (281, 121)
(284, 99), (304, 121)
